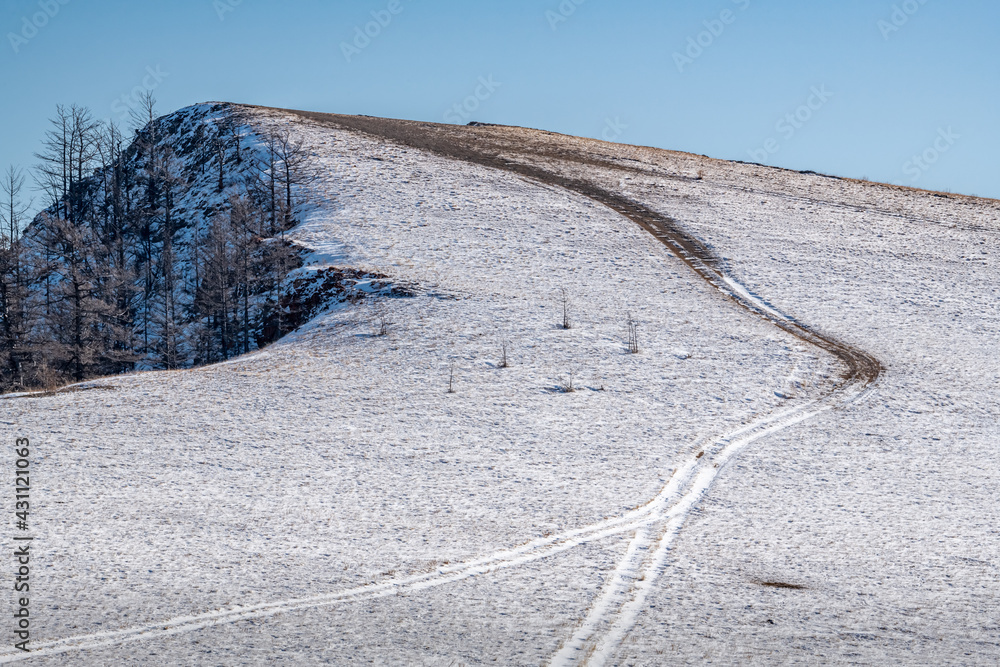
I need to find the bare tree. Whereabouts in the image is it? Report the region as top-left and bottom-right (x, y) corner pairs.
(250, 131), (280, 235)
(214, 129), (226, 192)
(2, 100), (309, 391)
(129, 91), (158, 134)
(273, 128), (310, 228)
(30, 106), (103, 376)
(30, 213), (113, 382)
(34, 104), (99, 224)
(2, 166), (31, 241)
(151, 149), (186, 368)
(226, 193), (263, 355)
(33, 105), (72, 217)
(93, 121), (139, 373)
(67, 106), (100, 225)
(130, 93), (165, 358)
(0, 167), (32, 388)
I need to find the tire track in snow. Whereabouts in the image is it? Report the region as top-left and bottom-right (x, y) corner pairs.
(493, 157), (882, 665)
(549, 387), (870, 666)
(289, 113), (882, 664)
(0, 400), (831, 664)
(0, 112), (882, 663)
(498, 152), (882, 666)
(0, 404), (864, 664)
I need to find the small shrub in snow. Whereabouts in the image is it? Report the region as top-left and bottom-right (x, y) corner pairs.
(498, 338), (510, 368)
(560, 288), (572, 330)
(371, 300), (389, 336)
(626, 312), (640, 354)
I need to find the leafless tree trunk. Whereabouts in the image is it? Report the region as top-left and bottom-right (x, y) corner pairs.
(0, 167), (31, 388)
(274, 129), (310, 229)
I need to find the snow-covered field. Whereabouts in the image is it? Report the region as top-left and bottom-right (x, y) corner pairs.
(2, 105), (997, 665)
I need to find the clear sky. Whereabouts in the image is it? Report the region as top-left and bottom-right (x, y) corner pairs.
(2, 0), (998, 212)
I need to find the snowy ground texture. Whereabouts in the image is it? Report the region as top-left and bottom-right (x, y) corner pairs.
(2, 104), (998, 665)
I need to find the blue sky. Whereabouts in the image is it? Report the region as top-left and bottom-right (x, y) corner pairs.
(2, 0), (997, 210)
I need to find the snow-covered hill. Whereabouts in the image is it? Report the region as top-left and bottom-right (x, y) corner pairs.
(1, 104), (997, 665)
(13, 102), (396, 383)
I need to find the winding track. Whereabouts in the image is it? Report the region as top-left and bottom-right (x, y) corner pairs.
(0, 111), (881, 664)
(287, 110), (882, 390)
(302, 112), (883, 665)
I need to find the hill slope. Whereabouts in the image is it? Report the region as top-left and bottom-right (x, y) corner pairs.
(2, 105), (997, 665)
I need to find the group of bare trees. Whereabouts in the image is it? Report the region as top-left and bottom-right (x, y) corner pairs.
(0, 100), (309, 392)
(0, 167), (33, 387)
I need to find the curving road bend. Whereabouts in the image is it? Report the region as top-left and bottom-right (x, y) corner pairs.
(288, 110), (883, 663)
(0, 111), (884, 665)
(293, 110), (882, 390)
